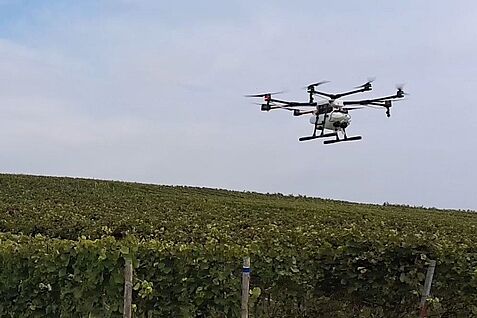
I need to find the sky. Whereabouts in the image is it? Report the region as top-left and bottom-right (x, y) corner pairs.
(0, 1), (476, 210)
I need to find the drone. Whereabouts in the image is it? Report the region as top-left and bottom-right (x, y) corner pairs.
(246, 79), (407, 144)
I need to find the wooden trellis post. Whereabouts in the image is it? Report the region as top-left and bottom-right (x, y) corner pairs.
(241, 257), (251, 318)
(123, 259), (133, 318)
(419, 260), (436, 318)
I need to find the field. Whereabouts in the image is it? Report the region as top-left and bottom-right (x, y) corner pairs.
(1, 173), (477, 317)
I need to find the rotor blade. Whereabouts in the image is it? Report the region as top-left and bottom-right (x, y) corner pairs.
(244, 91), (285, 97)
(354, 77), (375, 89)
(252, 102), (277, 106)
(396, 83), (410, 96)
(306, 80), (330, 88)
(396, 83), (405, 90)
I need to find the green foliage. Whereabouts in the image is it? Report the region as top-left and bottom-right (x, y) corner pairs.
(0, 174), (477, 317)
(0, 234), (125, 317)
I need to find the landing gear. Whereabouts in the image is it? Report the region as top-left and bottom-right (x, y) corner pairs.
(323, 135), (362, 144)
(299, 113), (330, 141)
(323, 128), (362, 144)
(299, 132), (336, 142)
(299, 124), (362, 144)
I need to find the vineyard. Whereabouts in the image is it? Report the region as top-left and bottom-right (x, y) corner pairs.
(1, 173), (477, 317)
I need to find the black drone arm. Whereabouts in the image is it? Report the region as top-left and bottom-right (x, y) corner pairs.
(310, 79), (373, 100)
(343, 93), (401, 106)
(270, 98), (317, 107)
(292, 109), (315, 116)
(334, 88), (370, 99)
(344, 98), (395, 117)
(368, 101), (392, 107)
(315, 87), (370, 100)
(312, 91), (335, 99)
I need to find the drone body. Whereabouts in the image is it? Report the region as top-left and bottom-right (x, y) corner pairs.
(310, 105), (350, 130)
(246, 80), (407, 144)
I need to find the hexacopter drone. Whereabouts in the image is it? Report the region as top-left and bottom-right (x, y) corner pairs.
(246, 79), (407, 144)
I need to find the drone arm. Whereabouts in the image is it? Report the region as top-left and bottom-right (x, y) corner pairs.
(269, 98), (292, 104)
(313, 87), (371, 100)
(332, 87), (371, 99)
(343, 99), (394, 117)
(343, 100), (370, 106)
(270, 98), (317, 107)
(368, 101), (391, 107)
(371, 93), (403, 102)
(311, 79), (373, 100)
(343, 94), (401, 105)
(293, 109), (315, 116)
(370, 101), (393, 117)
(312, 91), (335, 99)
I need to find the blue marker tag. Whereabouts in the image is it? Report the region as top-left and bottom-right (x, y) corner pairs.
(242, 267), (251, 273)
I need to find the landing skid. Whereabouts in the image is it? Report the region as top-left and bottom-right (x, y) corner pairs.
(299, 133), (336, 142)
(323, 136), (362, 144)
(300, 115), (362, 144)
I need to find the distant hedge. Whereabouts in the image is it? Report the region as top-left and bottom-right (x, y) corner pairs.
(1, 174), (476, 244)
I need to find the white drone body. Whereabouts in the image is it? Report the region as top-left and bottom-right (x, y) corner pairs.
(310, 110), (351, 131)
(309, 101), (351, 133)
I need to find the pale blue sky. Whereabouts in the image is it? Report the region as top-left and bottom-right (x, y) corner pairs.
(1, 1), (476, 210)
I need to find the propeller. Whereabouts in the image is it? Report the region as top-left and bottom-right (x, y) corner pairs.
(304, 82), (330, 103)
(306, 80), (330, 90)
(244, 91), (285, 98)
(396, 84), (409, 97)
(354, 77), (375, 90)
